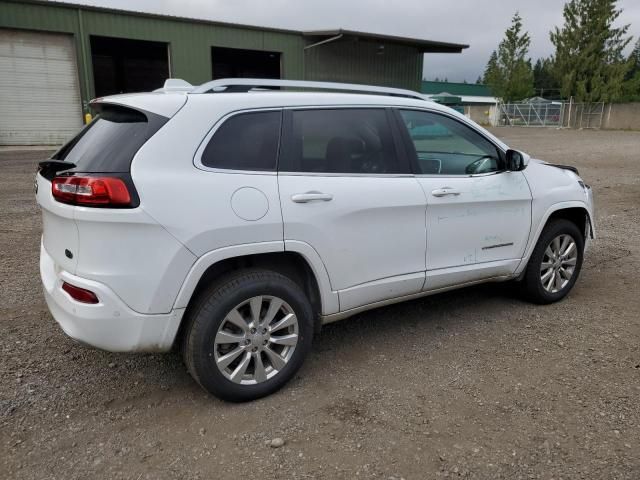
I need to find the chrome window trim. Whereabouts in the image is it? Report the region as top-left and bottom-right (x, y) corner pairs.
(278, 171), (414, 178)
(193, 104), (511, 178)
(415, 171), (505, 179)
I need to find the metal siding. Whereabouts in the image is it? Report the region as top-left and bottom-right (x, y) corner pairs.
(0, 0), (304, 106)
(0, 28), (83, 144)
(0, 0), (427, 144)
(304, 38), (422, 90)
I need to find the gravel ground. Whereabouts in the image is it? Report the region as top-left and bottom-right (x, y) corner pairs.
(1, 128), (639, 479)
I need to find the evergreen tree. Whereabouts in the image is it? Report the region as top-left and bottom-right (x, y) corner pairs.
(625, 39), (640, 79)
(483, 50), (502, 89)
(476, 76), (482, 84)
(483, 13), (534, 102)
(533, 58), (559, 97)
(622, 39), (640, 100)
(550, 0), (632, 102)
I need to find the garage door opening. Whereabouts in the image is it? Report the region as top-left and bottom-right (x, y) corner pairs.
(211, 47), (281, 80)
(90, 36), (169, 97)
(0, 28), (82, 145)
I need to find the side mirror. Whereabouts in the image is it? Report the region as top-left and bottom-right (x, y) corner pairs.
(505, 149), (529, 171)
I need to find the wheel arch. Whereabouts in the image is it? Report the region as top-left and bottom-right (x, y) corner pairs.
(516, 201), (593, 277)
(172, 242), (338, 349)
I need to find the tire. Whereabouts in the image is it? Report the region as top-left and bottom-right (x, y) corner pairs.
(182, 269), (314, 402)
(521, 219), (584, 304)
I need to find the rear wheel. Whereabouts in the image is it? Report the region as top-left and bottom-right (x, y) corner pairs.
(183, 269), (314, 402)
(521, 219), (584, 304)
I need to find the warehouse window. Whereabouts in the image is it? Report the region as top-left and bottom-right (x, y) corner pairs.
(211, 47), (281, 80)
(201, 111), (282, 171)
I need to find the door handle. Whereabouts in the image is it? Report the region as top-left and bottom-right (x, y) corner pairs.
(291, 192), (334, 203)
(431, 187), (461, 197)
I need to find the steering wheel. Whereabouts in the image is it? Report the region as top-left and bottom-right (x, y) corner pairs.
(465, 155), (497, 175)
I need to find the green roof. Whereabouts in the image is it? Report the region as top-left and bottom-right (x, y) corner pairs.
(421, 81), (493, 97)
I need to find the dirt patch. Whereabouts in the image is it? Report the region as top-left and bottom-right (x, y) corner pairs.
(1, 128), (639, 479)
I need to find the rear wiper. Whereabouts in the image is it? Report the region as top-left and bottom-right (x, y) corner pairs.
(38, 160), (76, 180)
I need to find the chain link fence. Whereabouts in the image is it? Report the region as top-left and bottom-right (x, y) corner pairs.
(497, 101), (605, 129)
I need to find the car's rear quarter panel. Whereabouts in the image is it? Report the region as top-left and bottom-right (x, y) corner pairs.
(130, 96), (285, 257)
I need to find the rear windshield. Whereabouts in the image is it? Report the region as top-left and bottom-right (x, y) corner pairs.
(52, 104), (167, 172)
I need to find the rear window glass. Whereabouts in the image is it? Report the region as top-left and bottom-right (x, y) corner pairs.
(53, 105), (166, 172)
(201, 111), (281, 171)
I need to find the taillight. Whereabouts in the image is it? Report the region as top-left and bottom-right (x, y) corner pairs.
(62, 282), (99, 304)
(52, 176), (131, 207)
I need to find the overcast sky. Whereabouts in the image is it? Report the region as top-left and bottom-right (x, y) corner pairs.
(54, 0), (640, 82)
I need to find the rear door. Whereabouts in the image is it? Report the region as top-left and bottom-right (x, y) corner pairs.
(278, 107), (427, 311)
(394, 108), (532, 289)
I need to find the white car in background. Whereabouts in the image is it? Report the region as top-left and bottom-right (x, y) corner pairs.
(36, 79), (595, 401)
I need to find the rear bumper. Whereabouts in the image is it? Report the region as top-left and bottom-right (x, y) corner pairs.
(40, 242), (184, 352)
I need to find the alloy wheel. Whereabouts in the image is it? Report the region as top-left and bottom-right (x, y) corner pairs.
(540, 234), (578, 293)
(213, 296), (299, 385)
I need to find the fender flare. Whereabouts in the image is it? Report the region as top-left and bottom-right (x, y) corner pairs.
(172, 240), (339, 315)
(515, 200), (594, 275)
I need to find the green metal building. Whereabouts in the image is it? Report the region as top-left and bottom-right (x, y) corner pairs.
(0, 0), (467, 144)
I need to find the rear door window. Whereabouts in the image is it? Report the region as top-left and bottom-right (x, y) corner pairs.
(201, 110), (282, 171)
(53, 104), (167, 172)
(279, 108), (406, 174)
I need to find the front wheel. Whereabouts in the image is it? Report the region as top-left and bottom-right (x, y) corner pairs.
(521, 219), (584, 304)
(182, 269), (314, 402)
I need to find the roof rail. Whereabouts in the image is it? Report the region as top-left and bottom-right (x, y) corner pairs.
(190, 78), (427, 100)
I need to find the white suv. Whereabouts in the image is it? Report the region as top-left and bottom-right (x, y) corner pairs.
(37, 79), (595, 401)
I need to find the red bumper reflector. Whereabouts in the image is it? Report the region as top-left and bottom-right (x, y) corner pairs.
(62, 282), (99, 304)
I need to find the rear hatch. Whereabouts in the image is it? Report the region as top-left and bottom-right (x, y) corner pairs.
(37, 102), (169, 274)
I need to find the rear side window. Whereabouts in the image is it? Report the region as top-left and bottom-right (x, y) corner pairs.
(53, 104), (167, 172)
(201, 111), (282, 171)
(280, 108), (404, 174)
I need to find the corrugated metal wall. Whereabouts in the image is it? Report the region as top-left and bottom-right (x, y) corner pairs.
(304, 38), (423, 91)
(0, 0), (306, 113)
(0, 0), (425, 120)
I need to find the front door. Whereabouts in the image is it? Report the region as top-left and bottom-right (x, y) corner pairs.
(395, 108), (532, 289)
(278, 107), (427, 311)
